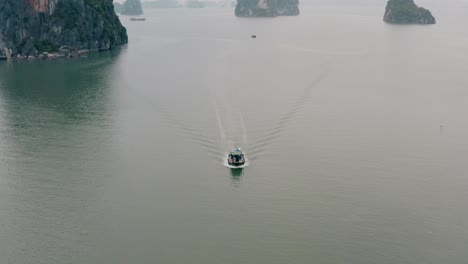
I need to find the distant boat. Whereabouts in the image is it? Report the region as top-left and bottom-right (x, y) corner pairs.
(130, 18), (146, 21)
(251, 35), (257, 38)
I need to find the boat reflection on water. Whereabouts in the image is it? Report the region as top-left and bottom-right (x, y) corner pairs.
(225, 149), (247, 186)
(230, 168), (243, 177)
(229, 168), (243, 187)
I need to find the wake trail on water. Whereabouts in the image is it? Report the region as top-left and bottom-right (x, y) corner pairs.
(214, 103), (227, 144)
(211, 80), (251, 167)
(222, 111), (250, 168)
(127, 85), (224, 162)
(128, 60), (331, 167)
(214, 101), (233, 164)
(240, 112), (248, 146)
(248, 66), (332, 160)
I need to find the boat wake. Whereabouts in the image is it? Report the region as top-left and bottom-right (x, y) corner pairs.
(212, 79), (250, 168)
(247, 66), (332, 161)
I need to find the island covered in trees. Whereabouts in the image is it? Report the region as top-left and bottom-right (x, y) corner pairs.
(0, 0), (127, 60)
(383, 0), (436, 24)
(235, 0), (299, 17)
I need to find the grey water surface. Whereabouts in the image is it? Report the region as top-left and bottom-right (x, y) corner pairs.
(1, 2), (468, 263)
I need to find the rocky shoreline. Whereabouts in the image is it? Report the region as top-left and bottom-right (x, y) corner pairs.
(2, 47), (98, 61)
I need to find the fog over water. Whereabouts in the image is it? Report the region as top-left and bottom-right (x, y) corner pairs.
(1, 1), (468, 263)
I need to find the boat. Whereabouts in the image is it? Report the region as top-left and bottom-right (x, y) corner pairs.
(130, 18), (146, 21)
(227, 148), (246, 167)
(251, 35), (257, 38)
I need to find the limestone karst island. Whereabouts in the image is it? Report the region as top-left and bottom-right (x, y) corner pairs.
(0, 0), (128, 60)
(120, 0), (144, 15)
(235, 0), (300, 17)
(0, 0), (439, 61)
(384, 0), (436, 24)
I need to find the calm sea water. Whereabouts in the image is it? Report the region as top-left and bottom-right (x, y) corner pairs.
(1, 2), (468, 263)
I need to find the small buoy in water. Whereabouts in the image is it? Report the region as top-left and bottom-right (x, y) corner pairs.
(251, 35), (257, 39)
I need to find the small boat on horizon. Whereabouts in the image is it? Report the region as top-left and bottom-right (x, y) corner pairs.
(227, 148), (246, 167)
(130, 18), (146, 21)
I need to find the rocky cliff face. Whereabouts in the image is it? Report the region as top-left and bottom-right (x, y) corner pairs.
(235, 0), (299, 17)
(121, 0), (143, 15)
(384, 0), (435, 24)
(0, 0), (128, 60)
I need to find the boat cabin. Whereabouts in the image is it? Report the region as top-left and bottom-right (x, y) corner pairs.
(228, 149), (245, 165)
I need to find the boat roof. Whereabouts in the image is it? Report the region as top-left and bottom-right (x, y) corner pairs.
(230, 149), (243, 155)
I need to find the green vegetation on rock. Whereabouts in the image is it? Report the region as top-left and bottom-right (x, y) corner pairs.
(235, 0), (299, 17)
(0, 0), (128, 60)
(34, 40), (59, 53)
(384, 0), (435, 24)
(52, 0), (128, 47)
